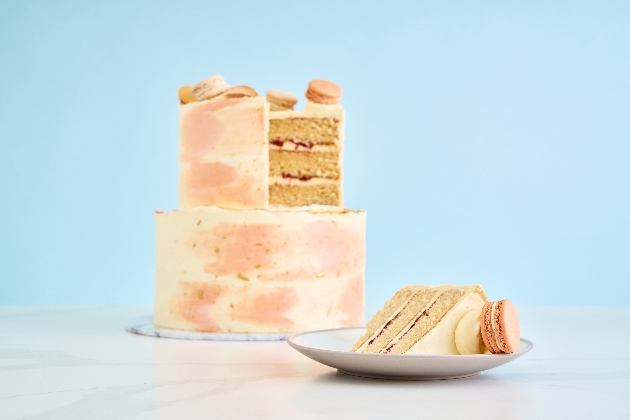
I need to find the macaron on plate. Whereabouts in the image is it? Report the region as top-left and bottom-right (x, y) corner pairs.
(287, 327), (532, 380)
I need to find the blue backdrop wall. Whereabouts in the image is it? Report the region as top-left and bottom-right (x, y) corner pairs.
(1, 1), (628, 306)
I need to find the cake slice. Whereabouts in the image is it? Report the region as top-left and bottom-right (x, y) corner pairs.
(352, 285), (489, 355)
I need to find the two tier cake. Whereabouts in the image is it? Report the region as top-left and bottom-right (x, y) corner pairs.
(154, 76), (366, 333)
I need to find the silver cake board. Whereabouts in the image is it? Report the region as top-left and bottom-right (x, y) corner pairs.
(126, 316), (291, 341)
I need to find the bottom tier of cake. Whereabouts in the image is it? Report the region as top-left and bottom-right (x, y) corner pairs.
(154, 206), (366, 333)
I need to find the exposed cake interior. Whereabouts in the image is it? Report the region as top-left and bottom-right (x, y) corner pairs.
(358, 288), (437, 354)
(268, 107), (343, 207)
(269, 183), (340, 207)
(350, 286), (420, 352)
(385, 288), (464, 354)
(268, 117), (340, 145)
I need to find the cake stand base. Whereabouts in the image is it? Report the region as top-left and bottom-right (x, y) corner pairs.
(125, 316), (291, 341)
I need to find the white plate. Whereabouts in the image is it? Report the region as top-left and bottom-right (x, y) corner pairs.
(126, 316), (290, 341)
(287, 327), (533, 380)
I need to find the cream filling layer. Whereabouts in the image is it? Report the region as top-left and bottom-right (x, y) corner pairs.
(454, 308), (483, 355)
(491, 301), (500, 351)
(269, 142), (337, 152)
(356, 286), (425, 353)
(269, 176), (338, 186)
(395, 285), (487, 355)
(304, 102), (344, 112)
(269, 102), (344, 120)
(380, 286), (449, 354)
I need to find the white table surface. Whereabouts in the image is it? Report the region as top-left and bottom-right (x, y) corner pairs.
(1, 305), (629, 419)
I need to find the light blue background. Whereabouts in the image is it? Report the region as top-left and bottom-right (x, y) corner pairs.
(1, 1), (628, 306)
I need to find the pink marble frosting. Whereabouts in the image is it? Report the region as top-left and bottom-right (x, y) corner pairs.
(154, 206), (366, 333)
(178, 97), (269, 209)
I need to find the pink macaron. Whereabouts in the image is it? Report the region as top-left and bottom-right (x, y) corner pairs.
(481, 299), (521, 354)
(305, 79), (342, 105)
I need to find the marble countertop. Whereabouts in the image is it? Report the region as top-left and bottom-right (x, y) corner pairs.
(1, 305), (629, 419)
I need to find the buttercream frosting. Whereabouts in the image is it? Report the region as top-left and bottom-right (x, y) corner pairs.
(154, 206), (366, 333)
(455, 308), (488, 355)
(178, 96), (269, 209)
(405, 285), (487, 355)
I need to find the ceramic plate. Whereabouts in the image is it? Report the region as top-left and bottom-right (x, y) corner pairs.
(287, 327), (533, 380)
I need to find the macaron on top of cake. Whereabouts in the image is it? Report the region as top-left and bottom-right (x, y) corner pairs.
(191, 74), (230, 101)
(266, 90), (299, 111)
(178, 86), (197, 104)
(481, 299), (521, 354)
(305, 79), (343, 105)
(224, 85), (258, 98)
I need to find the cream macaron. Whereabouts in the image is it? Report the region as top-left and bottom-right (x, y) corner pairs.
(266, 90), (299, 111)
(191, 74), (230, 101)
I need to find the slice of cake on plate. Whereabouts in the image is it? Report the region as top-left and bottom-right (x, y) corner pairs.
(351, 285), (520, 355)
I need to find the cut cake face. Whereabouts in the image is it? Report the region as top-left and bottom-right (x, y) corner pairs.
(268, 103), (344, 207)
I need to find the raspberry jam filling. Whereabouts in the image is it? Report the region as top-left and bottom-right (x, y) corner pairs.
(281, 173), (314, 181)
(367, 317), (396, 347)
(382, 308), (430, 354)
(270, 139), (314, 150)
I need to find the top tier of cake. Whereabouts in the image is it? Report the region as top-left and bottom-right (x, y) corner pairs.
(177, 76), (345, 210)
